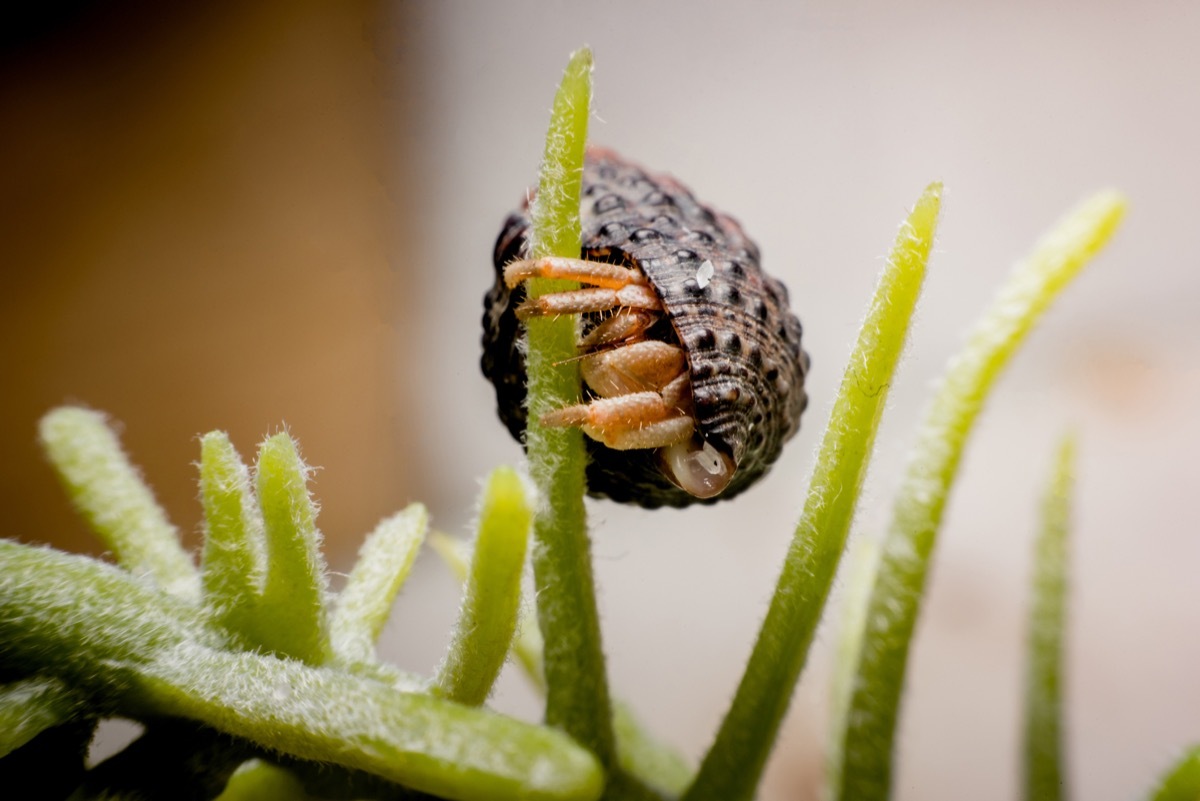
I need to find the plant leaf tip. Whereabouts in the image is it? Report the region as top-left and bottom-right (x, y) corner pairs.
(1079, 188), (1127, 227)
(1052, 189), (1127, 251)
(39, 404), (97, 430)
(568, 46), (594, 70)
(908, 182), (943, 228)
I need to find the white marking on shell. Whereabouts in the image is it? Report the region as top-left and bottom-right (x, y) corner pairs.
(696, 259), (715, 289)
(696, 441), (724, 474)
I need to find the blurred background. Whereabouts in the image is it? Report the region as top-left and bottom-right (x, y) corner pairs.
(3, 1), (1198, 799)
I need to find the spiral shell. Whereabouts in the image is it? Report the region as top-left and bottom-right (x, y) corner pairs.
(482, 148), (809, 507)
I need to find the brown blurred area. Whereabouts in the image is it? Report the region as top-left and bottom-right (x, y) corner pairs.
(0, 0), (422, 564)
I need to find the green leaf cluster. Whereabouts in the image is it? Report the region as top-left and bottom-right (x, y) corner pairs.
(4, 410), (598, 801)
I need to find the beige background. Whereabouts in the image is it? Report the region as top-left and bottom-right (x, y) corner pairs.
(3, 2), (1198, 799)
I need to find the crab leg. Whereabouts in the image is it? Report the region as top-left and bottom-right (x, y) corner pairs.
(507, 254), (732, 496)
(581, 340), (686, 398)
(594, 416), (695, 451)
(515, 284), (661, 320)
(579, 310), (657, 348)
(541, 392), (694, 450)
(504, 256), (646, 290)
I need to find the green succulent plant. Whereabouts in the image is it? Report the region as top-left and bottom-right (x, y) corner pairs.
(3, 47), (1193, 801)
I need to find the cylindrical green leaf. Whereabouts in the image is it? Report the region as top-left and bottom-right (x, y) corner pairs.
(254, 433), (331, 665)
(831, 191), (1126, 801)
(331, 504), (428, 664)
(431, 531), (691, 795)
(0, 541), (217, 669)
(139, 646), (603, 801)
(199, 431), (267, 639)
(38, 407), (199, 600)
(0, 538), (603, 801)
(828, 534), (883, 791)
(434, 467), (532, 706)
(686, 184), (942, 801)
(1024, 435), (1075, 801)
(522, 46), (617, 768)
(528, 47), (591, 266)
(430, 532), (546, 691)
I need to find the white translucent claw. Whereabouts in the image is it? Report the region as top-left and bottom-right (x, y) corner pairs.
(661, 439), (736, 499)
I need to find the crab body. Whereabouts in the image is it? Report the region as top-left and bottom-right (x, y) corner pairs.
(481, 148), (808, 508)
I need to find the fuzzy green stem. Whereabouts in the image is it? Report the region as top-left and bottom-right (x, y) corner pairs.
(38, 407), (199, 600)
(0, 539), (603, 801)
(430, 532), (548, 692)
(254, 433), (332, 665)
(430, 531), (692, 796)
(523, 47), (616, 769)
(686, 184), (943, 801)
(434, 467), (531, 706)
(1024, 435), (1075, 801)
(140, 649), (601, 801)
(199, 431), (267, 640)
(332, 504), (428, 664)
(831, 191), (1126, 801)
(829, 534), (883, 791)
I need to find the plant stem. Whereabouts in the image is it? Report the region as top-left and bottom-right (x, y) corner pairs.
(331, 504), (428, 664)
(38, 407), (199, 600)
(430, 533), (692, 797)
(685, 184), (943, 801)
(831, 191), (1126, 801)
(434, 467), (531, 706)
(254, 433), (331, 665)
(199, 431), (266, 640)
(523, 47), (617, 769)
(1023, 435), (1075, 801)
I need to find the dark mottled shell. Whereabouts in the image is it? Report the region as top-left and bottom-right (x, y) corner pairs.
(481, 148), (809, 508)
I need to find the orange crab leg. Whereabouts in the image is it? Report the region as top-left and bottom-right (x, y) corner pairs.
(504, 256), (646, 290)
(540, 392), (695, 451)
(580, 340), (686, 399)
(579, 310), (657, 348)
(515, 284), (661, 320)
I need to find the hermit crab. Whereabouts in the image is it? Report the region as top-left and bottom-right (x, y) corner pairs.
(481, 148), (809, 508)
